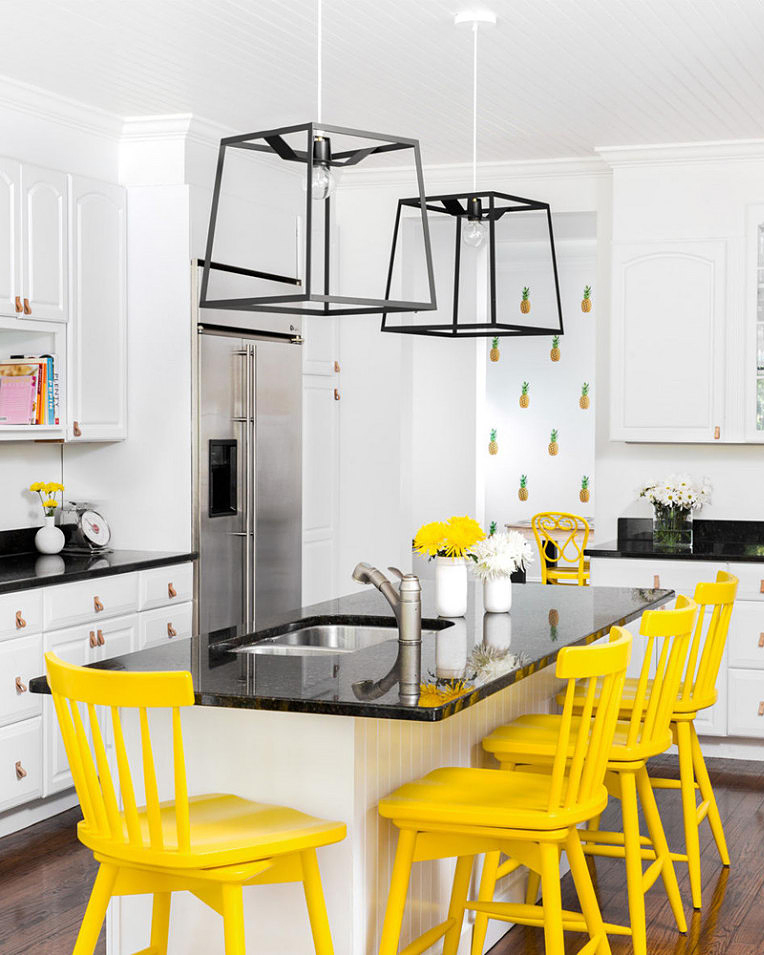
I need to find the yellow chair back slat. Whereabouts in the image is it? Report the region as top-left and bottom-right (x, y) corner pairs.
(531, 512), (591, 586)
(549, 627), (632, 813)
(680, 571), (738, 707)
(45, 652), (195, 857)
(625, 596), (697, 752)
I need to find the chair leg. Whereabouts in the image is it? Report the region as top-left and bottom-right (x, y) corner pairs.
(442, 855), (475, 955)
(636, 765), (687, 934)
(676, 719), (703, 909)
(690, 721), (730, 867)
(73, 862), (118, 955)
(221, 883), (246, 955)
(149, 892), (172, 955)
(566, 829), (611, 955)
(471, 851), (501, 955)
(539, 841), (565, 955)
(301, 848), (334, 955)
(620, 770), (648, 955)
(379, 827), (417, 955)
(525, 869), (541, 905)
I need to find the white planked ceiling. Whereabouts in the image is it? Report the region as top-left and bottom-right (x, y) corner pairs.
(2, 0), (764, 162)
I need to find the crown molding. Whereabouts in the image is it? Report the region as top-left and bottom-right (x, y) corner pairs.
(0, 73), (123, 140)
(121, 113), (234, 147)
(339, 155), (609, 190)
(597, 139), (764, 167)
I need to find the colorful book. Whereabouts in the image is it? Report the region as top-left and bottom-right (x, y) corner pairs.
(0, 374), (37, 424)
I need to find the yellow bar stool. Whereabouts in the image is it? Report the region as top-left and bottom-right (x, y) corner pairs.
(45, 653), (346, 955)
(377, 627), (632, 955)
(479, 597), (697, 955)
(560, 571), (737, 909)
(532, 512), (591, 586)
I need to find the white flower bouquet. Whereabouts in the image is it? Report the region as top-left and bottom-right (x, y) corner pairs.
(638, 474), (711, 551)
(470, 530), (533, 581)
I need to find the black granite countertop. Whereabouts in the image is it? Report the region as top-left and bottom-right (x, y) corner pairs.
(0, 549), (197, 594)
(31, 581), (671, 722)
(586, 518), (764, 563)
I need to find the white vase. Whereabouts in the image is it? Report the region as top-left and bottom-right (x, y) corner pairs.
(435, 619), (468, 679)
(35, 515), (65, 555)
(435, 557), (468, 617)
(483, 576), (512, 613)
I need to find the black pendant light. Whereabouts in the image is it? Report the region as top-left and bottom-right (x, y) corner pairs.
(380, 11), (564, 339)
(200, 0), (436, 318)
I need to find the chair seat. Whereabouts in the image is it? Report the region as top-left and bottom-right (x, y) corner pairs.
(378, 766), (608, 831)
(79, 793), (346, 870)
(483, 714), (672, 766)
(555, 677), (717, 717)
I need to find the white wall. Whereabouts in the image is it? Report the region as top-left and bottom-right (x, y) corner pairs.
(594, 148), (764, 540)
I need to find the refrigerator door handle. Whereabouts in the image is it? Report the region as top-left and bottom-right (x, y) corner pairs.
(241, 345), (253, 630)
(247, 343), (257, 629)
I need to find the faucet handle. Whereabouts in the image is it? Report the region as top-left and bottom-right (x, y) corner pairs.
(387, 566), (406, 581)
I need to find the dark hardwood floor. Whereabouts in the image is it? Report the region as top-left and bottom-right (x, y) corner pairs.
(489, 756), (764, 954)
(0, 756), (760, 953)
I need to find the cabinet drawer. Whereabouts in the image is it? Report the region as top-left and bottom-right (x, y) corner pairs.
(44, 573), (138, 630)
(0, 717), (42, 812)
(139, 602), (193, 649)
(139, 562), (193, 611)
(727, 601), (764, 669)
(726, 563), (764, 601)
(0, 634), (42, 728)
(727, 669), (764, 738)
(0, 589), (43, 641)
(589, 557), (724, 595)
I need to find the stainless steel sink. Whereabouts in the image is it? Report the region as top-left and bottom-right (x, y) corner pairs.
(234, 623), (437, 656)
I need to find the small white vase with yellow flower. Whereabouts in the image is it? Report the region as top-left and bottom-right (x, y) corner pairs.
(30, 481), (65, 555)
(414, 515), (485, 617)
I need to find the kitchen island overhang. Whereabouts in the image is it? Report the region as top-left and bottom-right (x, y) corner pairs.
(31, 582), (673, 954)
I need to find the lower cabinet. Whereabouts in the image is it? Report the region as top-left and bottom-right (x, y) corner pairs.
(0, 717), (43, 813)
(139, 601), (193, 649)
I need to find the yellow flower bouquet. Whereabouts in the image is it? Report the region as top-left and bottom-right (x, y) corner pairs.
(29, 480), (65, 517)
(413, 515), (485, 618)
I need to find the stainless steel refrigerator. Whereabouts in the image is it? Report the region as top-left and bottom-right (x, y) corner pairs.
(193, 265), (303, 635)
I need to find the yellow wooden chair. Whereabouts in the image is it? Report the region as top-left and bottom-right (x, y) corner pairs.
(479, 597), (697, 955)
(558, 570), (737, 910)
(532, 511), (591, 586)
(377, 627), (632, 955)
(45, 652), (346, 955)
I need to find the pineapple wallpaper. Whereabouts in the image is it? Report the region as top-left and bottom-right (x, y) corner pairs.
(520, 286), (531, 313)
(484, 215), (595, 581)
(488, 429), (498, 455)
(490, 337), (500, 362)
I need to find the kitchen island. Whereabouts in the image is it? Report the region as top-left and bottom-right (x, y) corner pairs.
(32, 580), (671, 954)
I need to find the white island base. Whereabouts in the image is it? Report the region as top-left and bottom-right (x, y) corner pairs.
(106, 666), (562, 955)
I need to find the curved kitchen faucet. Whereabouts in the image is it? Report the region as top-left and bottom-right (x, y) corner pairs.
(351, 563), (422, 705)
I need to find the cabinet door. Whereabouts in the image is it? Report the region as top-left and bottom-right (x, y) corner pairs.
(0, 158), (22, 318)
(68, 177), (127, 441)
(21, 164), (68, 322)
(610, 240), (726, 442)
(92, 614), (138, 662)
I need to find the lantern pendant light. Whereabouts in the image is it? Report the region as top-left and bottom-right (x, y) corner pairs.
(199, 0), (437, 317)
(380, 10), (564, 339)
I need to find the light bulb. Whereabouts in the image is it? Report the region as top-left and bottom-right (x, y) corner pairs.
(462, 217), (488, 248)
(309, 164), (336, 201)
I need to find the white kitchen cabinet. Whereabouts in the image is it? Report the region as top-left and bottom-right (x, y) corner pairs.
(67, 176), (127, 441)
(745, 204), (764, 441)
(610, 240), (727, 443)
(0, 158), (21, 319)
(139, 601), (193, 649)
(21, 164), (68, 323)
(0, 633), (43, 729)
(0, 718), (43, 813)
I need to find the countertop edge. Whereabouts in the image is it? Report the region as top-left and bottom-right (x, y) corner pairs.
(586, 545), (764, 563)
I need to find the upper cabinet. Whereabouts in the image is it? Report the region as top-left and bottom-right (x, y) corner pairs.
(0, 159), (22, 318)
(611, 240), (727, 443)
(21, 165), (68, 323)
(67, 177), (127, 442)
(745, 205), (764, 443)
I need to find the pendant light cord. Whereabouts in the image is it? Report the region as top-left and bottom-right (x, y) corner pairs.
(472, 21), (478, 192)
(317, 0), (323, 123)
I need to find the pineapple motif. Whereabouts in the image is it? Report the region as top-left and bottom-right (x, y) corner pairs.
(489, 520), (497, 536)
(520, 286), (531, 314)
(580, 475), (590, 503)
(549, 608), (559, 640)
(519, 381), (530, 408)
(581, 285), (592, 312)
(518, 474), (528, 501)
(550, 336), (561, 362)
(579, 382), (590, 409)
(548, 429), (559, 456)
(489, 337), (500, 363)
(488, 429), (498, 455)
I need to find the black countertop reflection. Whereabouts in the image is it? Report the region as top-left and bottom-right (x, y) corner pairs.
(587, 518), (764, 563)
(31, 581), (672, 722)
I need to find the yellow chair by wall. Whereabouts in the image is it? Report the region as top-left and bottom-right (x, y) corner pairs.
(532, 511), (591, 586)
(560, 571), (738, 910)
(45, 653), (346, 955)
(377, 627), (632, 955)
(479, 597), (697, 955)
